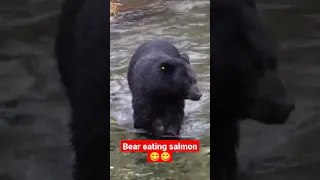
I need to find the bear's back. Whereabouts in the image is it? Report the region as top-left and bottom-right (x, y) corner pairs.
(130, 40), (181, 67)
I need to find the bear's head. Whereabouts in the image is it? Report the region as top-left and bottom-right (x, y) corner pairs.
(140, 53), (202, 102)
(211, 0), (295, 124)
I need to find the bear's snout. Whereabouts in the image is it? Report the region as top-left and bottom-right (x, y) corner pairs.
(186, 85), (202, 101)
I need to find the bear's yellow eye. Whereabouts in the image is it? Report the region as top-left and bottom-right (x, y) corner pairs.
(161, 66), (166, 70)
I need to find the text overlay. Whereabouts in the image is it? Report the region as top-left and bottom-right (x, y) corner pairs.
(120, 140), (200, 153)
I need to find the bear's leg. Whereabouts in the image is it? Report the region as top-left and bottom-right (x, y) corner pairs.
(132, 101), (154, 134)
(162, 102), (185, 136)
(212, 119), (239, 180)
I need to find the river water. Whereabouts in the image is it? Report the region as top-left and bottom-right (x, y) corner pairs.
(110, 0), (210, 179)
(0, 0), (320, 180)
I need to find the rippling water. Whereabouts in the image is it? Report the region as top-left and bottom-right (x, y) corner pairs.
(0, 0), (320, 180)
(110, 0), (210, 179)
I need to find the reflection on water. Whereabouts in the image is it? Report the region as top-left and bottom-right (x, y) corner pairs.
(0, 0), (319, 179)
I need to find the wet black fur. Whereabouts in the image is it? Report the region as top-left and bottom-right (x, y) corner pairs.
(127, 40), (199, 138)
(211, 0), (287, 179)
(54, 0), (109, 179)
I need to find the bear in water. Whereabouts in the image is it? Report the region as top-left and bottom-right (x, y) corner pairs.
(211, 0), (295, 179)
(55, 0), (109, 179)
(127, 39), (202, 137)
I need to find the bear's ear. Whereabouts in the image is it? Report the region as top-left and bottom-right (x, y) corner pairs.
(180, 53), (190, 64)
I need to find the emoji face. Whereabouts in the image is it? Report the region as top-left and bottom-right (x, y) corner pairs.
(161, 152), (170, 161)
(149, 152), (159, 161)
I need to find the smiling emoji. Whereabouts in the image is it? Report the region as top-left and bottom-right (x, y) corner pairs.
(149, 152), (159, 162)
(161, 152), (171, 161)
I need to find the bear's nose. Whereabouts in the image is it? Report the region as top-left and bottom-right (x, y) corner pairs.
(187, 91), (202, 101)
(186, 84), (202, 101)
(194, 92), (202, 101)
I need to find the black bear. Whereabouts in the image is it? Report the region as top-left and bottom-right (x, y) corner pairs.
(127, 39), (202, 137)
(211, 0), (295, 180)
(55, 0), (109, 180)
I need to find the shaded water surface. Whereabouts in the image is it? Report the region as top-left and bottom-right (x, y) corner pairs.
(238, 1), (320, 179)
(0, 0), (319, 180)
